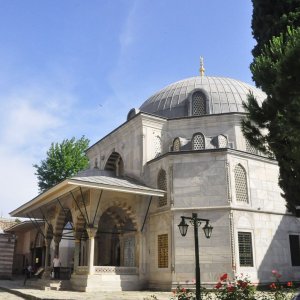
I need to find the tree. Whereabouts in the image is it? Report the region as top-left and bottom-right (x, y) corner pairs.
(242, 0), (300, 214)
(34, 136), (90, 192)
(252, 0), (300, 56)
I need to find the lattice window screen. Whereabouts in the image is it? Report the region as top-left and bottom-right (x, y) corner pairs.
(157, 170), (167, 207)
(193, 134), (205, 150)
(238, 232), (253, 267)
(218, 135), (228, 148)
(158, 234), (168, 268)
(154, 136), (162, 157)
(245, 139), (257, 154)
(173, 138), (180, 151)
(192, 92), (206, 115)
(234, 164), (249, 203)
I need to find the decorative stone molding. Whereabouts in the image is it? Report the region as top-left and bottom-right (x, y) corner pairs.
(94, 266), (138, 275)
(225, 160), (232, 202)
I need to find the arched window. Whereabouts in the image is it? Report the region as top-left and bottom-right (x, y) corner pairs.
(157, 169), (167, 207)
(234, 164), (249, 203)
(192, 91), (206, 116)
(218, 135), (228, 148)
(105, 152), (124, 177)
(154, 136), (162, 158)
(245, 139), (257, 154)
(192, 133), (205, 150)
(173, 138), (181, 151)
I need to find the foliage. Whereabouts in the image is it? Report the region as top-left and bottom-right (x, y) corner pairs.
(242, 25), (300, 214)
(214, 273), (256, 300)
(251, 0), (300, 56)
(258, 270), (295, 300)
(170, 285), (195, 300)
(33, 136), (90, 192)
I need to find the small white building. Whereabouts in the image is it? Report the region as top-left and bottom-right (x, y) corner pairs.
(10, 72), (300, 291)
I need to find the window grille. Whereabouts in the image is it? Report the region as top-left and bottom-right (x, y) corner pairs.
(238, 232), (253, 267)
(158, 234), (168, 268)
(154, 136), (162, 157)
(218, 135), (228, 148)
(289, 235), (300, 266)
(234, 164), (249, 203)
(157, 169), (167, 207)
(193, 134), (205, 150)
(173, 138), (180, 151)
(245, 139), (257, 154)
(192, 92), (206, 115)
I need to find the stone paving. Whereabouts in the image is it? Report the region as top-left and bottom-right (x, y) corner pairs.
(0, 289), (25, 300)
(0, 278), (172, 300)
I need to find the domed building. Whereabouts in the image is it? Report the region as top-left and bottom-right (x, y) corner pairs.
(10, 68), (300, 292)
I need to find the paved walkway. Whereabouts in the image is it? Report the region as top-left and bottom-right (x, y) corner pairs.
(0, 278), (172, 300)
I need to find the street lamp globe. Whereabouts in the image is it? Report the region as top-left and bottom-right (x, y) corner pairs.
(178, 217), (189, 236)
(203, 222), (213, 239)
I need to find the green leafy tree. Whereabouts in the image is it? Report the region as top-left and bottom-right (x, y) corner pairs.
(242, 0), (300, 214)
(34, 136), (90, 192)
(252, 0), (300, 56)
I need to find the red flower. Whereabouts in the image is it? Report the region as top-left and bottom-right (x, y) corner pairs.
(227, 285), (235, 292)
(181, 288), (186, 292)
(287, 281), (293, 287)
(220, 273), (228, 281)
(237, 280), (248, 288)
(215, 282), (222, 289)
(270, 283), (277, 290)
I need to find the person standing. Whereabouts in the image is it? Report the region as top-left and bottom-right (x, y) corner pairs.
(52, 255), (61, 279)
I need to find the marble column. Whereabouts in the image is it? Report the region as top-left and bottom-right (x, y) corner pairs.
(44, 238), (52, 268)
(86, 227), (98, 275)
(73, 239), (80, 272)
(53, 234), (62, 256)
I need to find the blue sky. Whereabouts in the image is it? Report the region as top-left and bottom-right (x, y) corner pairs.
(0, 0), (255, 217)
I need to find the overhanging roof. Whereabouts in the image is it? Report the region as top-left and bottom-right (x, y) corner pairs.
(10, 175), (165, 218)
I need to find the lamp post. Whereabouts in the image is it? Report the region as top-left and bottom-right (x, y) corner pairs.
(178, 213), (213, 300)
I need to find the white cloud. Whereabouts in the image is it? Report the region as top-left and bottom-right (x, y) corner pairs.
(0, 79), (78, 217)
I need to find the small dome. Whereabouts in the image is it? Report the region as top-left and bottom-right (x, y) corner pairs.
(139, 76), (266, 118)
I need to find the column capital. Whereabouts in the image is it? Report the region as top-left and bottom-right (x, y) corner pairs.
(86, 227), (98, 239)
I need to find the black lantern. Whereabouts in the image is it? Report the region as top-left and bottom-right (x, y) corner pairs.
(178, 213), (213, 300)
(203, 222), (213, 239)
(178, 217), (189, 237)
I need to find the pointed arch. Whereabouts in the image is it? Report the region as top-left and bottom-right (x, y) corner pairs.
(192, 91), (206, 116)
(157, 169), (167, 207)
(234, 164), (249, 203)
(192, 133), (205, 150)
(217, 134), (228, 148)
(104, 152), (124, 176)
(173, 138), (181, 151)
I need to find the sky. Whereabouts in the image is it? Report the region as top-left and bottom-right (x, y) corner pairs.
(0, 0), (255, 217)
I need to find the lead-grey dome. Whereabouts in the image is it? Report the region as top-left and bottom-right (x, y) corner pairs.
(139, 76), (266, 118)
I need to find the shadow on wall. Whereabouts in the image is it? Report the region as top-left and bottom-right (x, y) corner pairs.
(256, 214), (300, 283)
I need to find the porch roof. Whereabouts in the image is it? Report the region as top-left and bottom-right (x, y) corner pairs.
(10, 174), (165, 218)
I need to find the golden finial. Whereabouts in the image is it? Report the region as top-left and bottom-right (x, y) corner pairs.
(199, 56), (205, 76)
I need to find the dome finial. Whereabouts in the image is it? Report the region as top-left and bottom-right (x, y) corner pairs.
(199, 56), (205, 76)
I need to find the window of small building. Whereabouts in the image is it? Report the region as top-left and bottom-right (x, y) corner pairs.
(154, 136), (162, 158)
(238, 232), (253, 267)
(192, 133), (205, 150)
(173, 138), (181, 151)
(218, 135), (228, 148)
(158, 234), (168, 268)
(192, 91), (206, 116)
(289, 235), (300, 266)
(234, 164), (249, 203)
(157, 169), (167, 207)
(245, 139), (257, 154)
